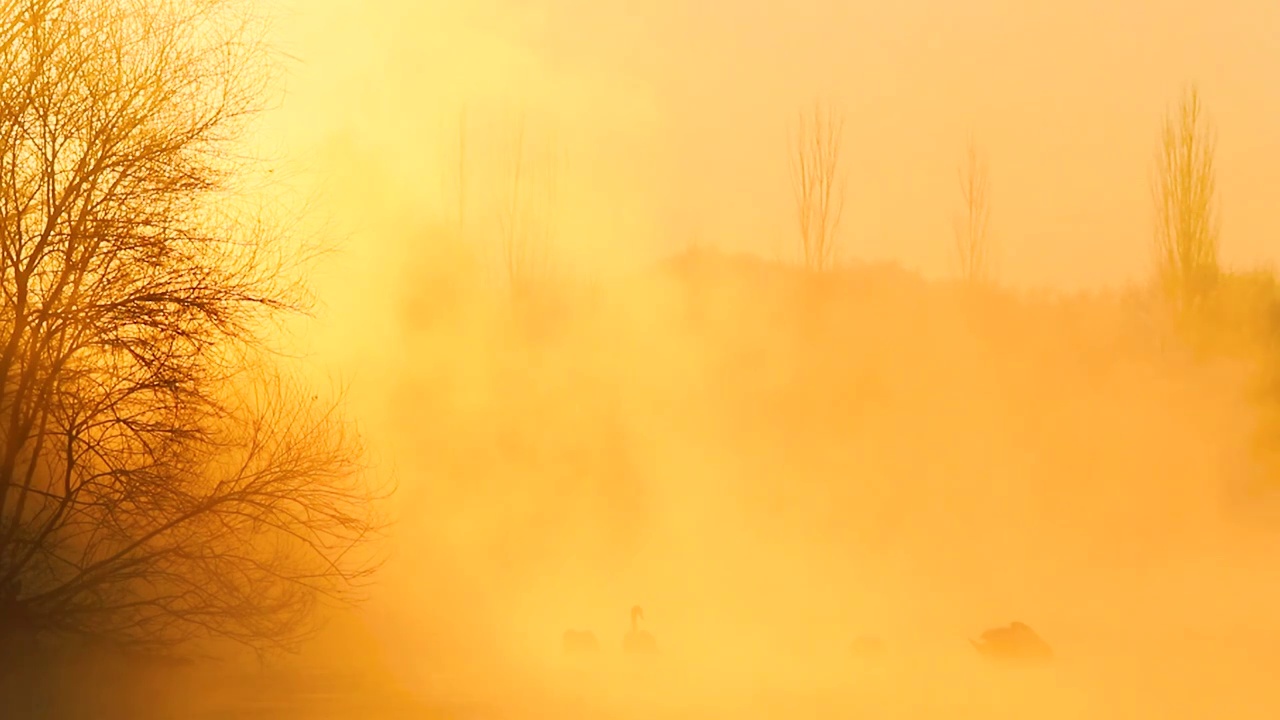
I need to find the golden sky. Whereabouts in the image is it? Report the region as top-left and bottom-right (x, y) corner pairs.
(261, 0), (1280, 293)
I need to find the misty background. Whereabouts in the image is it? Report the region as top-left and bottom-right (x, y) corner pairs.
(91, 0), (1280, 716)
(264, 0), (1280, 286)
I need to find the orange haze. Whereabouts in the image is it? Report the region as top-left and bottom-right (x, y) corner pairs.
(174, 0), (1280, 717)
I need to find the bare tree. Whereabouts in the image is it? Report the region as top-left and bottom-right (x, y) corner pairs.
(0, 0), (383, 659)
(496, 111), (562, 303)
(789, 100), (847, 272)
(953, 137), (994, 285)
(1152, 83), (1220, 316)
(456, 104), (469, 236)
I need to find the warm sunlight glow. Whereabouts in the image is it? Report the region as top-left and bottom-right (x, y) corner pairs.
(4, 0), (1280, 717)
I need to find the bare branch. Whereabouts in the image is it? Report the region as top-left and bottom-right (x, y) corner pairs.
(496, 110), (563, 305)
(0, 0), (385, 657)
(788, 99), (847, 273)
(1151, 82), (1220, 317)
(953, 135), (994, 285)
(457, 104), (467, 237)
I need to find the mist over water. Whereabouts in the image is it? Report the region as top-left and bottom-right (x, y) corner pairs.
(13, 0), (1280, 717)
(272, 238), (1280, 719)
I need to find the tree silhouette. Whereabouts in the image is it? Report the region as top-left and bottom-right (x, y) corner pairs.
(496, 110), (563, 305)
(953, 136), (994, 285)
(1152, 83), (1220, 318)
(789, 99), (847, 272)
(0, 0), (383, 660)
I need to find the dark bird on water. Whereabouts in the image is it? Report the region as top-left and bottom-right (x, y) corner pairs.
(623, 605), (657, 655)
(849, 634), (886, 659)
(970, 621), (1053, 664)
(562, 629), (599, 655)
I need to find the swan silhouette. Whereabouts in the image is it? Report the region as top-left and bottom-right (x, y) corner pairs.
(562, 629), (599, 655)
(849, 634), (886, 658)
(970, 621), (1053, 664)
(623, 605), (657, 655)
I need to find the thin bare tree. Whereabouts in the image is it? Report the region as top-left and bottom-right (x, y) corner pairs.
(789, 100), (847, 272)
(1152, 83), (1220, 316)
(496, 111), (562, 304)
(457, 104), (469, 236)
(953, 137), (994, 285)
(0, 0), (384, 661)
